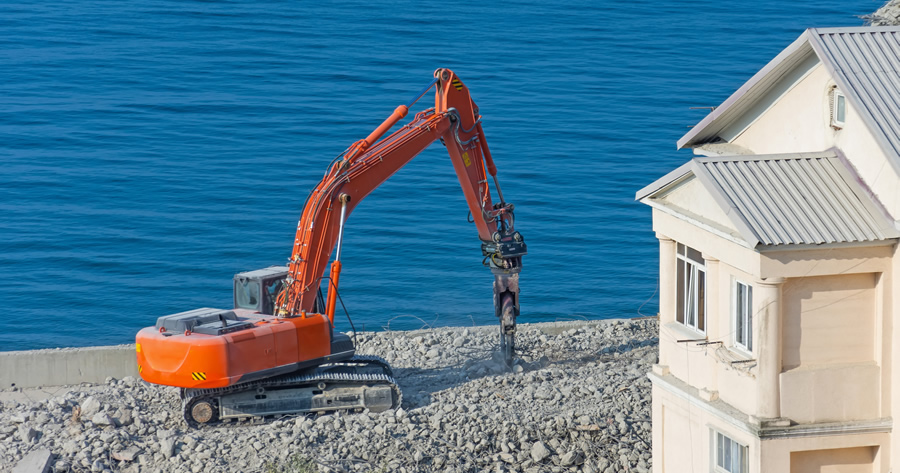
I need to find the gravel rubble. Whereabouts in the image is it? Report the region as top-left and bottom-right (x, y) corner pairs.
(0, 318), (658, 473)
(865, 1), (900, 25)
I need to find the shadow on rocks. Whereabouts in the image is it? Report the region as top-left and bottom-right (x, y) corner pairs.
(392, 349), (558, 410)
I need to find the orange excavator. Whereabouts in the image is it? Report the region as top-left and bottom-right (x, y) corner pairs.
(135, 68), (526, 426)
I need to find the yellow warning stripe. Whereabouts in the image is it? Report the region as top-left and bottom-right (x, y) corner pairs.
(138, 365), (143, 374)
(452, 79), (463, 91)
(191, 372), (207, 381)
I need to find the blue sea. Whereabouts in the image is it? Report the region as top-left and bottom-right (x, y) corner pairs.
(0, 0), (882, 350)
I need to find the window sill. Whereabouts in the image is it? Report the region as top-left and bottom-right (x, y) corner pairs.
(719, 346), (753, 362)
(714, 346), (756, 372)
(730, 345), (753, 360)
(663, 321), (706, 342)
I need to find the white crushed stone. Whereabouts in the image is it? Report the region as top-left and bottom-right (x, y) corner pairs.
(865, 0), (900, 25)
(0, 318), (657, 473)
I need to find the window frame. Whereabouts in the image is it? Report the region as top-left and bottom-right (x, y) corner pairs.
(713, 430), (749, 473)
(732, 280), (753, 354)
(831, 88), (846, 128)
(675, 243), (706, 333)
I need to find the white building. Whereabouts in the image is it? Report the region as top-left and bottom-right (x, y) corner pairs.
(637, 27), (900, 472)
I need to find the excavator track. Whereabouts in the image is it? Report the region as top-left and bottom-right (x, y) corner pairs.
(181, 355), (400, 428)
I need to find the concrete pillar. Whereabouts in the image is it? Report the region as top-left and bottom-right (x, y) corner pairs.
(755, 277), (784, 419)
(658, 234), (676, 325)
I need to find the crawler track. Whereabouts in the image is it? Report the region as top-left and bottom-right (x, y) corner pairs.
(181, 356), (400, 428)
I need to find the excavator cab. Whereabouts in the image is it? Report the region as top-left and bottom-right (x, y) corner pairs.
(233, 266), (287, 315)
(233, 266), (325, 316)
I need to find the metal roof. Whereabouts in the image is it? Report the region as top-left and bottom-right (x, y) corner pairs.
(636, 150), (899, 247)
(812, 27), (900, 169)
(678, 27), (900, 174)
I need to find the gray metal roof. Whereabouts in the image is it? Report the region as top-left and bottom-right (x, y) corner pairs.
(812, 27), (900, 169)
(636, 150), (899, 247)
(679, 27), (900, 174)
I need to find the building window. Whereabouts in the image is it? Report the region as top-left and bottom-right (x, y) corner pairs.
(831, 88), (846, 127)
(715, 431), (748, 473)
(733, 281), (752, 352)
(676, 243), (705, 332)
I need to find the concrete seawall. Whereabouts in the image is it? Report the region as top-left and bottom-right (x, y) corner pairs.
(0, 318), (641, 390)
(0, 344), (137, 389)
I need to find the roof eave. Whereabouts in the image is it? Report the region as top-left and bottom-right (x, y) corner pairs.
(757, 238), (899, 253)
(634, 161), (694, 201)
(676, 30), (815, 150)
(640, 199), (757, 250)
(636, 159), (763, 248)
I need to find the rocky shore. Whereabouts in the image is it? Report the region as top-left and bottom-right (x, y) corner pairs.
(1, 318), (658, 473)
(867, 0), (900, 25)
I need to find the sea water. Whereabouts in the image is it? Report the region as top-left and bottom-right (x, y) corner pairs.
(0, 0), (882, 350)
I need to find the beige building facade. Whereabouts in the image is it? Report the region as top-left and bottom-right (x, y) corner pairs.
(638, 27), (900, 472)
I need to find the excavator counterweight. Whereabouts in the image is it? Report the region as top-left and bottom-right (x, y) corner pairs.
(136, 69), (526, 426)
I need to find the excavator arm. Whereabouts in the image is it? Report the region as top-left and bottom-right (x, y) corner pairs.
(276, 68), (526, 363)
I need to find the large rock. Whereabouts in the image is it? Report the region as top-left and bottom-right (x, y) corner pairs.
(159, 436), (177, 459)
(62, 440), (79, 455)
(530, 441), (551, 462)
(114, 407), (133, 426)
(91, 412), (115, 426)
(112, 447), (142, 462)
(561, 450), (585, 466)
(79, 397), (102, 419)
(12, 448), (53, 473)
(19, 425), (39, 443)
